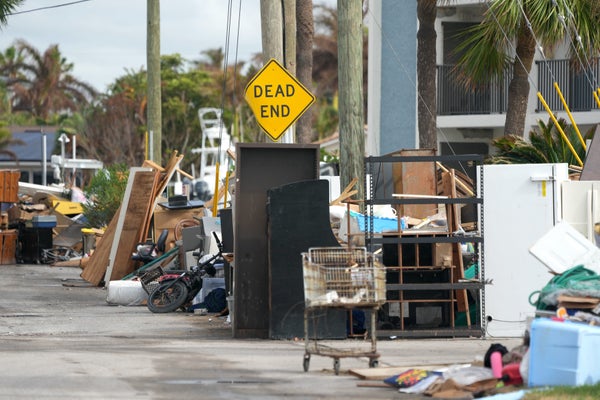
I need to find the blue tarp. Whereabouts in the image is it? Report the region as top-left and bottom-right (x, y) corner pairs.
(349, 210), (399, 233)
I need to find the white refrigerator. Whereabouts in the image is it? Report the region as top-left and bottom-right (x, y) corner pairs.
(561, 180), (600, 243)
(479, 163), (569, 337)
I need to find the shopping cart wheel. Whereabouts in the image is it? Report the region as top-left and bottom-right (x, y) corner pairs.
(303, 354), (310, 372)
(333, 358), (340, 375)
(369, 358), (379, 368)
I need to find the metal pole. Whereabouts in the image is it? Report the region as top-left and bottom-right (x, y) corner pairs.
(42, 130), (47, 186)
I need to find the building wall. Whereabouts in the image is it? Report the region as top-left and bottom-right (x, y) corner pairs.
(368, 0), (418, 155)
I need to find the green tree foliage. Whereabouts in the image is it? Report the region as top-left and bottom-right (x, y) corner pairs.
(78, 69), (148, 166)
(81, 163), (129, 228)
(7, 40), (97, 122)
(487, 118), (595, 166)
(0, 0), (22, 25)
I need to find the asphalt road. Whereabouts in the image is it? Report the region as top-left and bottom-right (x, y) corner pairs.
(0, 264), (523, 399)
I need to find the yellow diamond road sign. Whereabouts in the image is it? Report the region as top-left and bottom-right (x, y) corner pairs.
(244, 58), (315, 142)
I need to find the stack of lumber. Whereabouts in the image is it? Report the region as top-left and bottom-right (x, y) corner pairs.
(80, 152), (186, 286)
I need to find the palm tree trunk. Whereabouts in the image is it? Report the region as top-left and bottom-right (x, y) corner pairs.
(296, 0), (315, 144)
(505, 21), (535, 137)
(417, 0), (437, 150)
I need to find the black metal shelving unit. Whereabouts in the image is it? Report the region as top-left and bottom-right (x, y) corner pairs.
(364, 153), (485, 338)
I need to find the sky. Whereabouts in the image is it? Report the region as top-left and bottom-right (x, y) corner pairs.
(0, 0), (264, 92)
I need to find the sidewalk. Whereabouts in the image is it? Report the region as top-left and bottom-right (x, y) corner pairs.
(0, 264), (524, 399)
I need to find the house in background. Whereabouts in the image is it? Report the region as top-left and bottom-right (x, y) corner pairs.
(0, 126), (103, 187)
(0, 127), (59, 185)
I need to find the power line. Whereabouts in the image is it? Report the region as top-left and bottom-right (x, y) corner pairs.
(9, 0), (92, 16)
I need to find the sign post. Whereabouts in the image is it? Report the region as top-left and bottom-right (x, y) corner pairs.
(244, 58), (316, 142)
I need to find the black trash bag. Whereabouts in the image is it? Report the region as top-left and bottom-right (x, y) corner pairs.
(191, 287), (227, 313)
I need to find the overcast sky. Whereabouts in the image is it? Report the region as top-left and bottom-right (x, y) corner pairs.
(0, 0), (265, 92)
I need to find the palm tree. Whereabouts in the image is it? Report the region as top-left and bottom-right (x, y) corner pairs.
(417, 0), (437, 150)
(312, 3), (368, 139)
(487, 117), (594, 166)
(9, 40), (97, 122)
(454, 0), (600, 137)
(0, 0), (22, 25)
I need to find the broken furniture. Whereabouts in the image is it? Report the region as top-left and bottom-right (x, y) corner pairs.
(131, 228), (169, 264)
(267, 179), (347, 340)
(81, 152), (194, 286)
(233, 143), (321, 339)
(364, 151), (484, 338)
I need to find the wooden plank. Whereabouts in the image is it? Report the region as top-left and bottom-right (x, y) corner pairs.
(0, 170), (6, 203)
(11, 170), (19, 202)
(0, 230), (17, 265)
(356, 382), (392, 388)
(80, 209), (119, 286)
(442, 170), (470, 320)
(330, 177), (359, 206)
(104, 168), (158, 283)
(391, 149), (437, 219)
(349, 365), (448, 380)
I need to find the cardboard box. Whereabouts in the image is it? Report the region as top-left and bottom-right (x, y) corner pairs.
(528, 318), (600, 387)
(152, 206), (205, 248)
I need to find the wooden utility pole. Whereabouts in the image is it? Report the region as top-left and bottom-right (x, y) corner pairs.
(260, 0), (284, 65)
(338, 0), (365, 204)
(147, 0), (162, 164)
(296, 0), (315, 144)
(260, 0), (296, 143)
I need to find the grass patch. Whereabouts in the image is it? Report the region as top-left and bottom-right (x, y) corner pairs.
(523, 382), (600, 399)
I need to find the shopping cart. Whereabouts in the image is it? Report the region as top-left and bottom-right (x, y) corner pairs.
(301, 246), (386, 375)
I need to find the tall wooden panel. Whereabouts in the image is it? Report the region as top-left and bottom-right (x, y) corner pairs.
(267, 180), (346, 340)
(233, 144), (319, 339)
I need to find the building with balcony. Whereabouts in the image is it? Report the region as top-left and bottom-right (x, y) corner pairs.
(367, 1), (600, 158)
(435, 1), (600, 157)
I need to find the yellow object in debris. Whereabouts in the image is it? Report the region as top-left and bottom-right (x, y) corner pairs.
(52, 200), (84, 215)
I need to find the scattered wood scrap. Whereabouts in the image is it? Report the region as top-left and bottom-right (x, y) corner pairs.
(330, 177), (359, 206)
(80, 152), (185, 286)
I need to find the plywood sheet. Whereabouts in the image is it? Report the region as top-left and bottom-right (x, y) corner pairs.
(80, 208), (119, 286)
(391, 149), (436, 219)
(104, 168), (159, 282)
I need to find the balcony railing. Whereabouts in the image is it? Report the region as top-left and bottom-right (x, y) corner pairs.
(537, 59), (600, 112)
(437, 59), (600, 115)
(437, 64), (510, 115)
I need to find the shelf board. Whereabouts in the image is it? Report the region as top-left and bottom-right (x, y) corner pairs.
(386, 282), (485, 290)
(376, 327), (484, 338)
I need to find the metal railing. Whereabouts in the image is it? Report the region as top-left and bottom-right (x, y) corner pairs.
(537, 59), (600, 112)
(437, 59), (600, 115)
(437, 64), (511, 115)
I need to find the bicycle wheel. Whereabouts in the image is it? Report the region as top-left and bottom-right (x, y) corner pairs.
(147, 280), (189, 313)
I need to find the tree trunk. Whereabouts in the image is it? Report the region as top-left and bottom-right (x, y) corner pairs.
(505, 21), (535, 137)
(338, 0), (365, 205)
(417, 0), (437, 150)
(147, 0), (162, 164)
(296, 0), (315, 144)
